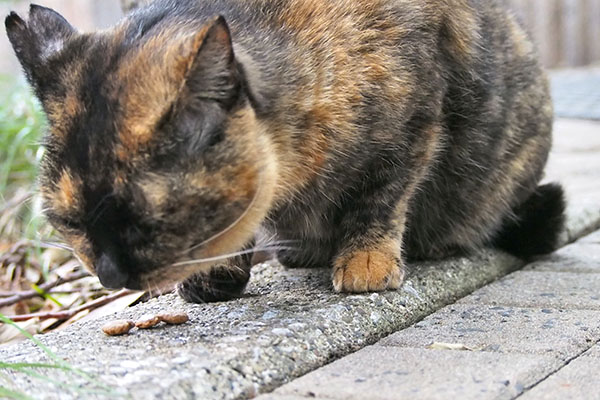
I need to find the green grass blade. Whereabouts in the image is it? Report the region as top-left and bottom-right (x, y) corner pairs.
(0, 363), (115, 397)
(0, 386), (35, 400)
(30, 283), (63, 307)
(0, 314), (63, 366)
(0, 362), (72, 371)
(0, 314), (115, 393)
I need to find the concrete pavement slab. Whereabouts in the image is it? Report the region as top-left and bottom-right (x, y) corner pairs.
(254, 396), (317, 400)
(458, 271), (600, 310)
(580, 230), (600, 244)
(562, 198), (600, 245)
(550, 119), (600, 155)
(551, 69), (600, 120)
(519, 344), (600, 400)
(583, 343), (600, 358)
(378, 305), (600, 360)
(0, 251), (525, 399)
(525, 239), (600, 273)
(545, 119), (600, 243)
(267, 346), (556, 400)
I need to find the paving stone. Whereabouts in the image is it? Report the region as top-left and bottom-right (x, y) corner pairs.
(0, 251), (525, 400)
(378, 304), (600, 360)
(583, 343), (600, 358)
(526, 241), (600, 273)
(256, 395), (318, 400)
(551, 119), (600, 151)
(549, 240), (600, 264)
(562, 198), (600, 244)
(543, 119), (600, 243)
(458, 271), (600, 310)
(580, 230), (600, 244)
(520, 344), (600, 400)
(272, 346), (556, 400)
(551, 70), (600, 120)
(547, 152), (600, 180)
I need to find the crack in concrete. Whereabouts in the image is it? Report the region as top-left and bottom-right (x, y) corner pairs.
(514, 338), (600, 399)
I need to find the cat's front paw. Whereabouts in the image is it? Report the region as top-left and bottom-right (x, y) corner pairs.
(332, 249), (404, 293)
(177, 264), (250, 303)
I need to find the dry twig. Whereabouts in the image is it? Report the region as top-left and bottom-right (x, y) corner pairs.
(0, 271), (91, 307)
(4, 289), (136, 322)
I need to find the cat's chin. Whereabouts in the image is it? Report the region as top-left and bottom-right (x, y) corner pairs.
(131, 261), (214, 293)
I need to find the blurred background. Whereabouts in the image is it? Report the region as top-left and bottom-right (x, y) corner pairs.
(0, 0), (123, 75)
(508, 0), (600, 68)
(1, 0), (600, 74)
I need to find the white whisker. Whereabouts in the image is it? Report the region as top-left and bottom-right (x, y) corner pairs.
(172, 245), (295, 267)
(181, 173), (264, 255)
(38, 241), (74, 252)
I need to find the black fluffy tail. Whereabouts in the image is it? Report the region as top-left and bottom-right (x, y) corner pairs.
(493, 183), (566, 258)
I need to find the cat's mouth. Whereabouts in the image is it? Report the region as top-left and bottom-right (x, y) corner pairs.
(90, 236), (251, 292)
(82, 139), (281, 292)
(114, 170), (278, 292)
(126, 260), (214, 293)
(129, 240), (258, 293)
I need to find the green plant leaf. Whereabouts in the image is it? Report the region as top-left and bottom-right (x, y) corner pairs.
(0, 314), (116, 395)
(0, 386), (35, 400)
(30, 283), (63, 307)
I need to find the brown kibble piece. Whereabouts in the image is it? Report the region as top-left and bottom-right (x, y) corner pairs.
(102, 320), (134, 336)
(157, 312), (189, 325)
(135, 314), (161, 329)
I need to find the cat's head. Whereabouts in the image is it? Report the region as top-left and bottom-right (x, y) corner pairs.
(5, 5), (278, 291)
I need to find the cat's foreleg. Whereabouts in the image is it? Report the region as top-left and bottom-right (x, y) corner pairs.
(329, 120), (442, 292)
(176, 240), (255, 303)
(332, 198), (408, 293)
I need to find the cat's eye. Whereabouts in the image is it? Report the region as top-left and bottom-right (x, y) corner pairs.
(204, 127), (224, 147)
(123, 224), (151, 246)
(52, 216), (83, 232)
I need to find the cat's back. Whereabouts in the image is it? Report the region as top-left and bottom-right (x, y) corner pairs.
(128, 0), (554, 255)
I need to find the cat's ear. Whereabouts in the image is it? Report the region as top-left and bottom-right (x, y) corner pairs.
(5, 5), (76, 86)
(178, 16), (241, 108)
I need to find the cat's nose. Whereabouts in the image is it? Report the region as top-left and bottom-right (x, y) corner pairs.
(96, 252), (129, 289)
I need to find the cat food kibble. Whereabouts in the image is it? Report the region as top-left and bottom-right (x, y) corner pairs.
(102, 320), (135, 336)
(135, 314), (161, 329)
(101, 312), (189, 335)
(157, 312), (189, 325)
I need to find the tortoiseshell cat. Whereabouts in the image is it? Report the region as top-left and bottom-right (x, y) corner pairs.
(6, 0), (565, 303)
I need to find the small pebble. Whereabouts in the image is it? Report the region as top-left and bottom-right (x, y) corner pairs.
(102, 320), (134, 336)
(157, 312), (189, 325)
(135, 314), (161, 329)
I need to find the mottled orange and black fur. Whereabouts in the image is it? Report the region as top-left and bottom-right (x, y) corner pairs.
(6, 0), (565, 302)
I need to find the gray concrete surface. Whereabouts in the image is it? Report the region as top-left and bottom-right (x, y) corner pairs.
(379, 304), (600, 360)
(1, 250), (525, 399)
(458, 271), (600, 310)
(581, 230), (600, 243)
(266, 232), (600, 400)
(265, 346), (557, 400)
(0, 119), (599, 399)
(548, 119), (600, 244)
(526, 241), (600, 273)
(520, 344), (600, 400)
(551, 68), (600, 120)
